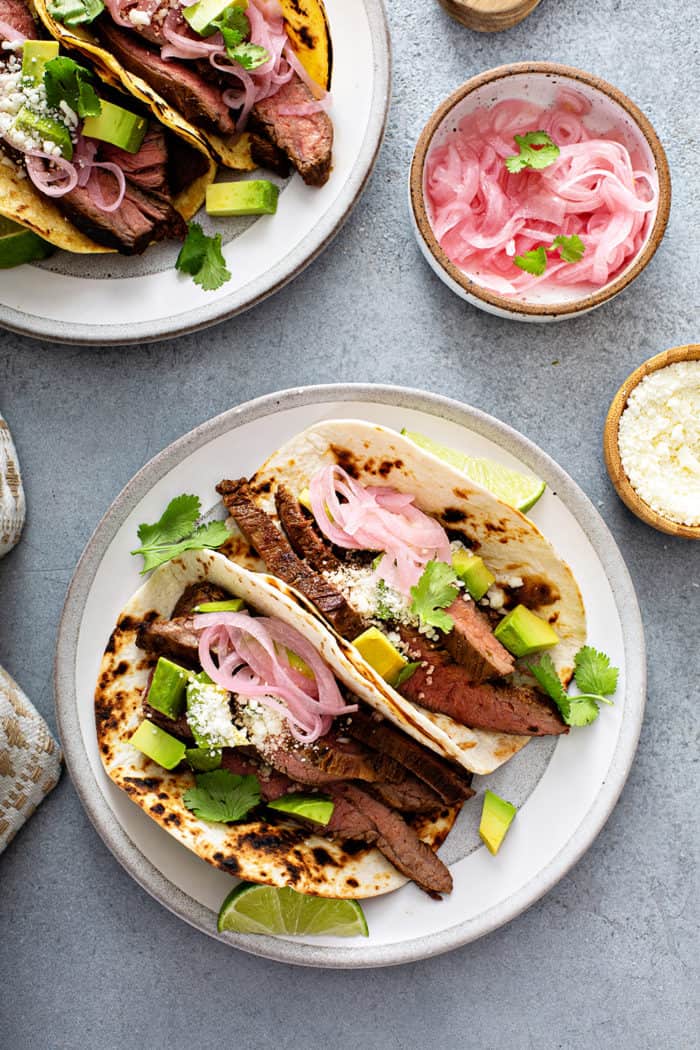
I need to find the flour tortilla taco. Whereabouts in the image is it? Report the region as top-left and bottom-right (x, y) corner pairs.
(215, 420), (587, 776)
(0, 0), (214, 255)
(37, 0), (333, 183)
(96, 549), (474, 898)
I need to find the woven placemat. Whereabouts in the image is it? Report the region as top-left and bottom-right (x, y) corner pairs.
(0, 665), (62, 852)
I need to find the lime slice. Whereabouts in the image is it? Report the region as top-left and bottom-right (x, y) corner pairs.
(217, 882), (369, 938)
(402, 429), (545, 513)
(0, 216), (53, 268)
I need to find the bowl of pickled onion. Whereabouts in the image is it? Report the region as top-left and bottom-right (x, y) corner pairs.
(409, 63), (671, 322)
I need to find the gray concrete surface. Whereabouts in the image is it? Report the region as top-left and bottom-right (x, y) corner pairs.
(0, 0), (698, 1046)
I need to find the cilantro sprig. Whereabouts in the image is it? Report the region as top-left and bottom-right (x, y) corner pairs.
(514, 235), (586, 277)
(505, 131), (560, 173)
(43, 57), (101, 118)
(409, 560), (459, 633)
(176, 222), (231, 292)
(529, 646), (619, 727)
(211, 8), (270, 68)
(131, 494), (230, 574)
(183, 770), (261, 823)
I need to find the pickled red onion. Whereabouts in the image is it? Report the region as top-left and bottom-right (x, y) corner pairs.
(193, 611), (356, 743)
(309, 465), (452, 594)
(25, 152), (78, 197)
(424, 92), (657, 296)
(0, 19), (26, 40)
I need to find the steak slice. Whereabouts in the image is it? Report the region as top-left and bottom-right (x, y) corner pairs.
(398, 628), (568, 737)
(327, 783), (452, 896)
(442, 597), (515, 682)
(221, 750), (300, 802)
(0, 0), (37, 38)
(218, 478), (366, 639)
(371, 776), (443, 814)
(313, 733), (406, 784)
(58, 171), (186, 254)
(251, 74), (332, 187)
(171, 581), (229, 619)
(143, 702), (194, 743)
(100, 126), (169, 195)
(249, 132), (291, 179)
(137, 616), (200, 667)
(344, 711), (474, 805)
(96, 19), (235, 135)
(275, 484), (341, 573)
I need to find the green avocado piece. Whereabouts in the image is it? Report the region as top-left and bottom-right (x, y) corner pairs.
(14, 106), (73, 160)
(185, 746), (223, 772)
(451, 550), (495, 601)
(479, 790), (516, 855)
(494, 604), (559, 657)
(130, 720), (186, 770)
(82, 99), (147, 154)
(183, 0), (243, 35)
(21, 40), (59, 85)
(353, 627), (407, 685)
(268, 793), (334, 826)
(193, 598), (245, 613)
(146, 657), (190, 718)
(206, 180), (279, 217)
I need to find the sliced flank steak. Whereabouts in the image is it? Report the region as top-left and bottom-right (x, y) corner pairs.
(100, 126), (170, 196)
(442, 596), (515, 683)
(142, 702), (194, 743)
(0, 0), (36, 38)
(170, 580), (229, 619)
(136, 616), (200, 667)
(251, 74), (333, 187)
(217, 478), (366, 639)
(275, 483), (342, 574)
(220, 750), (300, 802)
(398, 628), (568, 737)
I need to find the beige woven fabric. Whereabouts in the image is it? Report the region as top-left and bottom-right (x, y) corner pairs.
(0, 665), (62, 851)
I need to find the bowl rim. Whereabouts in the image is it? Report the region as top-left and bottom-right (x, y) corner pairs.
(409, 61), (672, 317)
(603, 344), (700, 539)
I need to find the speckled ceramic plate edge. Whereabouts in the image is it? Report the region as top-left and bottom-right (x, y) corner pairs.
(0, 1), (390, 347)
(54, 384), (646, 968)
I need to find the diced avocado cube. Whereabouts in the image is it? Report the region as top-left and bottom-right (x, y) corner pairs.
(185, 746), (222, 772)
(268, 793), (334, 826)
(353, 627), (407, 686)
(206, 180), (279, 217)
(146, 657), (190, 718)
(298, 488), (312, 512)
(479, 790), (516, 855)
(193, 598), (245, 613)
(451, 550), (495, 601)
(82, 99), (147, 154)
(21, 40), (59, 85)
(14, 107), (73, 160)
(183, 0), (245, 36)
(130, 720), (186, 770)
(494, 604), (559, 657)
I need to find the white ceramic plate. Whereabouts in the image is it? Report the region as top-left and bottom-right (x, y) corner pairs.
(55, 385), (646, 967)
(0, 1), (390, 345)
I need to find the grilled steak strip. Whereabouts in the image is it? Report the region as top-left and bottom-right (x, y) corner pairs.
(221, 750), (300, 801)
(326, 783), (452, 896)
(370, 777), (443, 814)
(398, 628), (568, 736)
(249, 133), (291, 179)
(217, 478), (366, 639)
(275, 484), (342, 573)
(171, 581), (229, 619)
(96, 20), (235, 135)
(442, 597), (515, 682)
(100, 126), (170, 196)
(251, 74), (332, 187)
(143, 702), (194, 743)
(343, 711), (474, 805)
(0, 0), (37, 37)
(137, 616), (200, 667)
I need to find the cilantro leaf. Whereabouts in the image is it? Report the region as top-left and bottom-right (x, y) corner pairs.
(226, 41), (270, 70)
(393, 661), (421, 688)
(176, 222), (231, 292)
(48, 0), (104, 26)
(505, 131), (560, 173)
(565, 697), (601, 727)
(131, 495), (230, 574)
(183, 770), (260, 823)
(514, 246), (547, 276)
(574, 646), (619, 698)
(549, 234), (586, 263)
(211, 4), (249, 43)
(529, 653), (568, 706)
(43, 57), (101, 118)
(409, 560), (459, 633)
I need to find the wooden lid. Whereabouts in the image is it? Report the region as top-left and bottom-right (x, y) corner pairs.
(437, 0), (542, 32)
(603, 344), (700, 539)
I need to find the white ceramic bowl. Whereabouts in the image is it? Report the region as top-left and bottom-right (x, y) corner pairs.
(409, 63), (671, 322)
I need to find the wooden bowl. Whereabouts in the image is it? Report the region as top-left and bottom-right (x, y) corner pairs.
(409, 63), (672, 322)
(603, 345), (700, 539)
(437, 0), (542, 32)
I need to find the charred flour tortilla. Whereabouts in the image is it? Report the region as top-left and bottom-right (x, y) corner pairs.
(96, 549), (459, 898)
(220, 420), (587, 776)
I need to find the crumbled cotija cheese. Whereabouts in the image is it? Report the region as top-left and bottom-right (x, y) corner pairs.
(618, 361), (700, 526)
(187, 680), (248, 748)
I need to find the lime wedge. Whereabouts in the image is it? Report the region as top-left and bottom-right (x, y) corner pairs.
(402, 429), (545, 513)
(0, 216), (53, 268)
(217, 882), (369, 937)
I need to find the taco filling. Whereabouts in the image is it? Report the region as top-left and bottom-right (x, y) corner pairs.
(0, 2), (210, 253)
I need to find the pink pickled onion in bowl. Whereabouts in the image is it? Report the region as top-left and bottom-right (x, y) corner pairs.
(193, 611), (355, 743)
(424, 90), (658, 297)
(309, 465), (452, 594)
